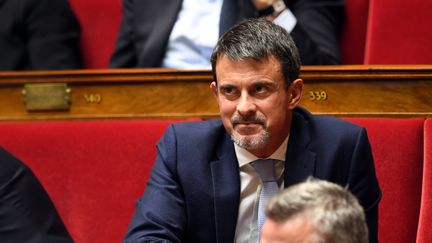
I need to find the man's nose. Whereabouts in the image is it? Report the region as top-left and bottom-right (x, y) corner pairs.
(236, 92), (256, 115)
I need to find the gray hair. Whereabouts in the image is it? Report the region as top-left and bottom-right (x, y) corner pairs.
(210, 18), (301, 89)
(265, 178), (368, 243)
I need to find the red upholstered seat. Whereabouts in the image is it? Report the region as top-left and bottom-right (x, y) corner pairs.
(344, 118), (424, 243)
(417, 118), (432, 243)
(364, 0), (432, 64)
(0, 119), (186, 243)
(340, 0), (370, 64)
(0, 117), (426, 242)
(68, 0), (122, 69)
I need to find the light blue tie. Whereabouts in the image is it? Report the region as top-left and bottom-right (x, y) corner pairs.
(252, 159), (279, 238)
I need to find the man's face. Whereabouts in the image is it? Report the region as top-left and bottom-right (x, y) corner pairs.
(261, 217), (316, 243)
(211, 55), (302, 158)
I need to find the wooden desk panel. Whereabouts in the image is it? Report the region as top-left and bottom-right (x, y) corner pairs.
(1, 66), (431, 121)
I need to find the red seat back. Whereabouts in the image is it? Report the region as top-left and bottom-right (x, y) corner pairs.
(340, 0), (370, 64)
(345, 118), (424, 243)
(364, 0), (432, 64)
(68, 0), (122, 69)
(0, 119), (184, 243)
(0, 117), (426, 242)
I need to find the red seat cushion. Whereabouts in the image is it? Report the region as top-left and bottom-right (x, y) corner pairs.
(0, 119), (189, 243)
(417, 118), (432, 243)
(344, 118), (424, 243)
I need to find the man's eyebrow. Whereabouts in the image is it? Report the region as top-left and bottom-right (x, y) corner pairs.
(251, 80), (278, 87)
(218, 83), (236, 89)
(253, 80), (273, 85)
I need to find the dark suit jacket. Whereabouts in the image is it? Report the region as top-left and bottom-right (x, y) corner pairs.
(124, 108), (381, 243)
(0, 0), (82, 70)
(0, 147), (73, 243)
(110, 0), (344, 68)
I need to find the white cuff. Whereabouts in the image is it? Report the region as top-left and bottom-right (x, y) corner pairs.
(273, 9), (297, 33)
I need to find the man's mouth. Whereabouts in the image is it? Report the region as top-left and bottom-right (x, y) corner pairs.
(233, 122), (264, 134)
(234, 121), (261, 126)
(231, 113), (266, 133)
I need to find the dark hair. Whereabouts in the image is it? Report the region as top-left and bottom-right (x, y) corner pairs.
(210, 18), (301, 88)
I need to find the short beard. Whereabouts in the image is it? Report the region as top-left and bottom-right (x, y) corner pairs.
(231, 130), (270, 150)
(230, 113), (269, 150)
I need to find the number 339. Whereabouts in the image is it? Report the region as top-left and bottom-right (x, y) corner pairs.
(309, 91), (328, 101)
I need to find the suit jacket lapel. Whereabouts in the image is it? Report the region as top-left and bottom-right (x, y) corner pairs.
(284, 109), (317, 187)
(210, 132), (240, 243)
(139, 0), (182, 66)
(219, 0), (256, 36)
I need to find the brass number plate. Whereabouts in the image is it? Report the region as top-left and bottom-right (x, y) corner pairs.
(22, 83), (71, 111)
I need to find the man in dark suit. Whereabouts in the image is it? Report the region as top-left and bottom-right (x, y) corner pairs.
(110, 0), (344, 68)
(123, 19), (380, 243)
(0, 147), (73, 242)
(0, 0), (82, 70)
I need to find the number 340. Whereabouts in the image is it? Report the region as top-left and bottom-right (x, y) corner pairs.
(309, 91), (328, 101)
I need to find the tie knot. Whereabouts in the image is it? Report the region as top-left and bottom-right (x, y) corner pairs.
(252, 159), (277, 182)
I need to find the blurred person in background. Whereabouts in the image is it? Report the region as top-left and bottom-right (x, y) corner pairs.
(110, 0), (344, 69)
(0, 0), (82, 70)
(0, 147), (73, 242)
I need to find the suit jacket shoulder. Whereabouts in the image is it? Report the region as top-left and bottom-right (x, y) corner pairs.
(287, 107), (381, 243)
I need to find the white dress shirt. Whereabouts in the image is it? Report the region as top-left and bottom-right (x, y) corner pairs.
(162, 0), (223, 69)
(233, 136), (289, 243)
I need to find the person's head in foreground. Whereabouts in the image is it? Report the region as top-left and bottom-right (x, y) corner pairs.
(210, 18), (303, 158)
(262, 178), (369, 243)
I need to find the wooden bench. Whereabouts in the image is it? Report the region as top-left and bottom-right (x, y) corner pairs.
(0, 65), (431, 121)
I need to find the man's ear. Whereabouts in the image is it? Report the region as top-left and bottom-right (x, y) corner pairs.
(288, 79), (303, 109)
(210, 81), (218, 100)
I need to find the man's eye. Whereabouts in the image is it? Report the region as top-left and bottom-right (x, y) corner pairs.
(220, 86), (237, 96)
(254, 85), (267, 93)
(223, 87), (234, 94)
